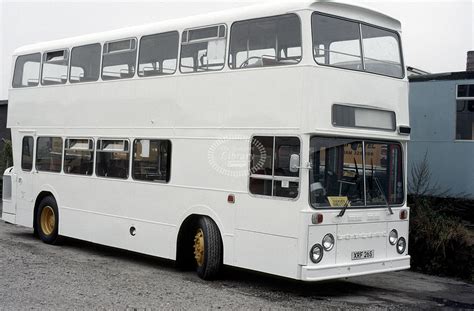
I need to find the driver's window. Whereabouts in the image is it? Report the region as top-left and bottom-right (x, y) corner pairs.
(249, 136), (300, 199)
(229, 14), (302, 69)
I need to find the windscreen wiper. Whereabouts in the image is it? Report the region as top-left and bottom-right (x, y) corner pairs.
(374, 176), (393, 215)
(337, 199), (351, 217)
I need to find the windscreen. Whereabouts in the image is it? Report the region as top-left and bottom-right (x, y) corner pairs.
(309, 137), (404, 208)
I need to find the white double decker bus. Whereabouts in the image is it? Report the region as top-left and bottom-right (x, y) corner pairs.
(2, 1), (410, 281)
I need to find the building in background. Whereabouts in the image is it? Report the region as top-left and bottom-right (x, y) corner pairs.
(408, 53), (474, 198)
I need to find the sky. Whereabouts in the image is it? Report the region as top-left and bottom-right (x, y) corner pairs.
(0, 0), (473, 100)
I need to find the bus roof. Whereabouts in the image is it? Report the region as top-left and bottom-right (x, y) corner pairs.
(13, 1), (401, 56)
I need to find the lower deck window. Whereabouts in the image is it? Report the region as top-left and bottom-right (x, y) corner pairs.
(64, 138), (94, 175)
(309, 137), (404, 208)
(36, 137), (63, 172)
(132, 139), (171, 182)
(249, 136), (300, 198)
(96, 139), (130, 179)
(21, 136), (34, 171)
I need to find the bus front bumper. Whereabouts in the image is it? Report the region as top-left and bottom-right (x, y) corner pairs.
(300, 256), (410, 281)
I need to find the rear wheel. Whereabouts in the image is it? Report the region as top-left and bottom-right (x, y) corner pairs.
(193, 217), (222, 280)
(35, 196), (62, 245)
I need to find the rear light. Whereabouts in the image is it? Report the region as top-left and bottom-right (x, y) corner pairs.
(399, 209), (408, 220)
(227, 194), (235, 204)
(312, 213), (323, 224)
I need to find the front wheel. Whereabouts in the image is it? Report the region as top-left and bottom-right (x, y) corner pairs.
(35, 196), (62, 245)
(193, 217), (222, 280)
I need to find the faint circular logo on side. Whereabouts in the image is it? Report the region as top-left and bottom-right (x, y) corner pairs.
(208, 136), (267, 177)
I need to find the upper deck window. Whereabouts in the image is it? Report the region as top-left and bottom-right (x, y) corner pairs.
(70, 44), (101, 83)
(138, 31), (179, 77)
(312, 13), (403, 78)
(13, 53), (41, 88)
(180, 25), (226, 73)
(361, 25), (403, 77)
(229, 14), (301, 69)
(41, 50), (69, 85)
(102, 38), (137, 80)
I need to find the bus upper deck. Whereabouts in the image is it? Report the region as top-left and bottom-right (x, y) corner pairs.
(9, 1), (408, 140)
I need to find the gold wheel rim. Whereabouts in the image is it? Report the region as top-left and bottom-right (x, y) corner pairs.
(40, 206), (55, 236)
(193, 228), (205, 267)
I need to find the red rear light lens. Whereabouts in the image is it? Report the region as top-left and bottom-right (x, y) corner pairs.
(399, 209), (408, 220)
(312, 213), (323, 224)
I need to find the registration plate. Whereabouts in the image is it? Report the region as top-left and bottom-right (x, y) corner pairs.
(351, 250), (374, 260)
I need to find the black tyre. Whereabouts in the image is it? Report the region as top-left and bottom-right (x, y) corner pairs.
(35, 196), (62, 245)
(175, 226), (195, 271)
(193, 216), (222, 280)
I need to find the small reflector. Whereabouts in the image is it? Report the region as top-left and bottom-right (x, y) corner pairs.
(227, 194), (235, 204)
(399, 210), (408, 220)
(312, 213), (323, 224)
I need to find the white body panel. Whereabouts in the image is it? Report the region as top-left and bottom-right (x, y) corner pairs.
(3, 1), (410, 281)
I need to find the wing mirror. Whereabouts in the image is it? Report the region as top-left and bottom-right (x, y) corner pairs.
(289, 154), (300, 173)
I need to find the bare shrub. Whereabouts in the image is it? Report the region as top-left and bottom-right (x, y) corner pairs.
(408, 151), (473, 281)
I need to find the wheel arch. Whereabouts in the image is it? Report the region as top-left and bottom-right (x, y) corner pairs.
(33, 185), (60, 235)
(174, 205), (225, 265)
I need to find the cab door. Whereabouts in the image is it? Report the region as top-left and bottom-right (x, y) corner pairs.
(235, 136), (302, 278)
(16, 132), (36, 227)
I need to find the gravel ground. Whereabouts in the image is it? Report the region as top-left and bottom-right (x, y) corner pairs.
(0, 220), (473, 310)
